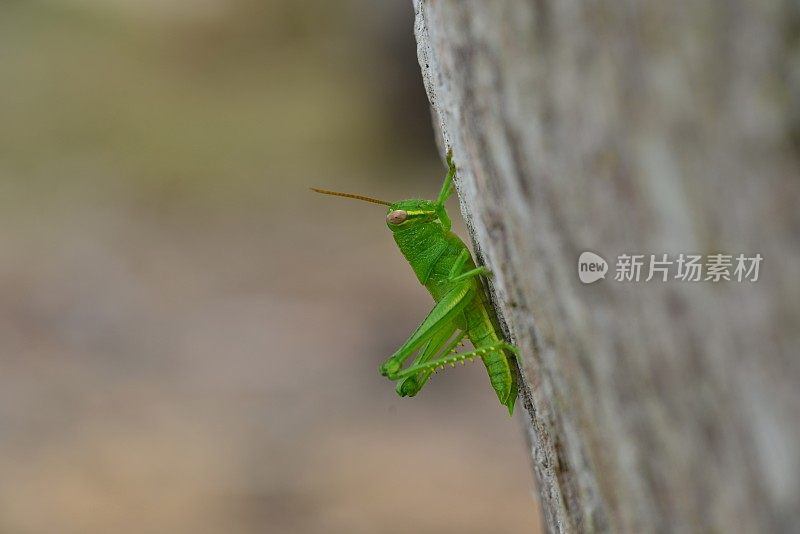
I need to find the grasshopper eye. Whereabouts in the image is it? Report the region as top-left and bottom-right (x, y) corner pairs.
(387, 210), (407, 224)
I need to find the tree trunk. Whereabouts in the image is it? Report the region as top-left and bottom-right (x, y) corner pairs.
(412, 1), (800, 532)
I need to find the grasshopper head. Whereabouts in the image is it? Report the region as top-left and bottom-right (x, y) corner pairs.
(384, 199), (439, 232)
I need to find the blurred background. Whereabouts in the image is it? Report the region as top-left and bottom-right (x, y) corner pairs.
(0, 1), (540, 532)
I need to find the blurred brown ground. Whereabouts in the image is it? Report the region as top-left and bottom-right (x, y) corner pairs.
(0, 1), (540, 532)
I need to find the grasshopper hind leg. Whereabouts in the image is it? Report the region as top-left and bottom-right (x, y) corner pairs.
(396, 327), (465, 397)
(393, 341), (520, 413)
(379, 283), (474, 378)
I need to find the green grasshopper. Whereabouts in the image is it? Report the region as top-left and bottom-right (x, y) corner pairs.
(312, 151), (519, 414)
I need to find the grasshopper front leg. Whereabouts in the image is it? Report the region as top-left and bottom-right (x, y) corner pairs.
(434, 150), (457, 231)
(379, 282), (475, 379)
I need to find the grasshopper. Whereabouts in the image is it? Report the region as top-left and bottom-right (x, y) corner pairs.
(312, 151), (519, 414)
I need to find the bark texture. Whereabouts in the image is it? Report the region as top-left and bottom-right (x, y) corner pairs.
(413, 1), (800, 532)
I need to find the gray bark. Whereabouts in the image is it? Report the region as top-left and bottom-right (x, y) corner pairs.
(412, 1), (800, 532)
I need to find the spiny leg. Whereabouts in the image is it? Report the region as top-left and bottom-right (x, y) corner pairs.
(396, 328), (466, 397)
(402, 339), (520, 415)
(389, 341), (517, 381)
(379, 282), (475, 377)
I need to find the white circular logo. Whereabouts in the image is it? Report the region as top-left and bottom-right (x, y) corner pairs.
(578, 251), (608, 284)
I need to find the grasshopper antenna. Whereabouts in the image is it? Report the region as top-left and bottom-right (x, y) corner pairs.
(310, 188), (392, 206)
